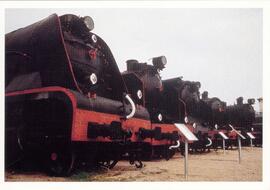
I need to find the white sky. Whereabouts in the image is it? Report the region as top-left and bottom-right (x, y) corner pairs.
(5, 8), (262, 111)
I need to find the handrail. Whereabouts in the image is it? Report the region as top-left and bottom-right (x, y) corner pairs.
(124, 94), (136, 119)
(169, 140), (180, 150)
(205, 137), (212, 147)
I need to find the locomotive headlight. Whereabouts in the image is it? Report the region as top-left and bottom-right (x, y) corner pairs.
(158, 113), (163, 122)
(137, 90), (142, 99)
(89, 73), (97, 85)
(152, 56), (167, 70)
(83, 16), (95, 31)
(91, 34), (97, 43)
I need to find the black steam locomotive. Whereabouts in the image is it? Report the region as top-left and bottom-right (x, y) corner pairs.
(5, 14), (187, 176)
(5, 13), (260, 176)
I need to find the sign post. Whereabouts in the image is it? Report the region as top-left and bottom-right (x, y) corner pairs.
(222, 139), (226, 154)
(174, 123), (198, 180)
(246, 132), (255, 149)
(218, 131), (228, 155)
(238, 136), (242, 164)
(185, 139), (188, 180)
(235, 132), (245, 164)
(228, 125), (246, 164)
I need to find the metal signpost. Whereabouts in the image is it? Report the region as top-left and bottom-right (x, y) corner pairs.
(237, 136), (242, 163)
(174, 123), (198, 180)
(246, 132), (256, 148)
(185, 139), (188, 179)
(235, 132), (245, 164)
(223, 139), (225, 154)
(218, 131), (229, 154)
(236, 134), (246, 164)
(229, 125), (246, 164)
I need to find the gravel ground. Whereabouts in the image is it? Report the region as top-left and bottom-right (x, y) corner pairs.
(5, 147), (262, 181)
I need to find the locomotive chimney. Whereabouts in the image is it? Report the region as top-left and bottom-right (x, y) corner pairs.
(202, 91), (208, 100)
(247, 98), (255, 105)
(126, 59), (140, 71)
(236, 97), (243, 105)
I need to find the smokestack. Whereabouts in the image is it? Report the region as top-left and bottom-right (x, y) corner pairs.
(247, 98), (255, 105)
(236, 97), (243, 105)
(202, 91), (208, 100)
(126, 59), (140, 71)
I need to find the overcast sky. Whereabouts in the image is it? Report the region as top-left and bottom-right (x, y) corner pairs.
(5, 8), (262, 111)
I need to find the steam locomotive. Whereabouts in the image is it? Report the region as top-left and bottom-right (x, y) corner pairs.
(198, 93), (257, 149)
(5, 14), (186, 176)
(5, 13), (260, 176)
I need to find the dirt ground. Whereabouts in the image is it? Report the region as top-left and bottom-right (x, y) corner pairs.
(5, 147), (262, 182)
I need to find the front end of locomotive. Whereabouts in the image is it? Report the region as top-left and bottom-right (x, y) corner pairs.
(5, 14), (154, 176)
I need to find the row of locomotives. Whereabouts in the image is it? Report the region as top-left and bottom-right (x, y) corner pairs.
(200, 93), (257, 150)
(122, 57), (181, 160)
(5, 13), (260, 177)
(121, 57), (215, 156)
(5, 13), (156, 176)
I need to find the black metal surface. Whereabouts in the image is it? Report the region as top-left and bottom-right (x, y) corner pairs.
(137, 127), (161, 140)
(5, 91), (74, 167)
(6, 14), (78, 92)
(6, 14), (127, 101)
(161, 77), (201, 123)
(124, 60), (163, 110)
